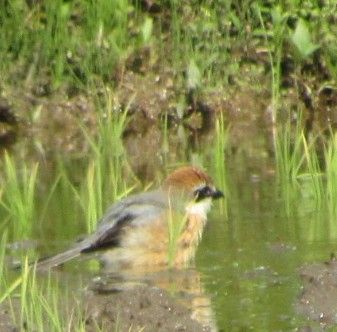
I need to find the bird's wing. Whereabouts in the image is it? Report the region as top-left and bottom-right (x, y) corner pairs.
(35, 190), (169, 269)
(76, 190), (169, 253)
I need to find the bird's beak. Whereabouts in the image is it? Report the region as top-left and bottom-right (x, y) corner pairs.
(212, 189), (224, 199)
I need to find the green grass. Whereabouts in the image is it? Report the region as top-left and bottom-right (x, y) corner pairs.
(0, 153), (39, 238)
(0, 105), (134, 330)
(274, 119), (322, 216)
(4, 260), (90, 331)
(0, 0), (137, 88)
(273, 117), (302, 216)
(255, 4), (287, 114)
(301, 133), (324, 208)
(0, 236), (78, 331)
(78, 90), (136, 233)
(324, 133), (337, 226)
(212, 113), (229, 217)
(1, 1), (335, 95)
(167, 198), (188, 268)
(0, 232), (19, 305)
(273, 117), (337, 239)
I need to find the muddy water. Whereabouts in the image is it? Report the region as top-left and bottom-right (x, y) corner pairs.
(197, 169), (337, 331)
(34, 172), (337, 330)
(4, 153), (337, 331)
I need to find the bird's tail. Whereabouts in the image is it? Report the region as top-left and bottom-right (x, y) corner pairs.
(33, 246), (84, 270)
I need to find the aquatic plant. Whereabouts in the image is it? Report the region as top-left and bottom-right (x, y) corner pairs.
(213, 113), (229, 217)
(0, 153), (39, 238)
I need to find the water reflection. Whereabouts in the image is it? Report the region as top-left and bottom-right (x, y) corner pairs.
(90, 268), (217, 331)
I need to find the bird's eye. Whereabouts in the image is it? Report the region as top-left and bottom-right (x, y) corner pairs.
(194, 186), (212, 201)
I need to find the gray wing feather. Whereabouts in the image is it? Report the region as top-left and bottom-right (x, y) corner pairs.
(35, 189), (168, 269)
(97, 190), (168, 227)
(34, 246), (85, 270)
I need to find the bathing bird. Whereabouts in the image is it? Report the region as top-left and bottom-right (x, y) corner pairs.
(35, 166), (223, 272)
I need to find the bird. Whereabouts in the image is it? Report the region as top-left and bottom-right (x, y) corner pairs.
(35, 166), (223, 273)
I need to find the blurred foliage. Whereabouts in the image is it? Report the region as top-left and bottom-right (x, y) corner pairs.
(0, 0), (335, 91)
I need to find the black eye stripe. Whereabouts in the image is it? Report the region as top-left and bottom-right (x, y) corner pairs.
(194, 186), (224, 201)
(194, 186), (212, 201)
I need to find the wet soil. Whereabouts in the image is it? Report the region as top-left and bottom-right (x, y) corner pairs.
(2, 62), (337, 183)
(0, 283), (211, 332)
(296, 255), (337, 330)
(85, 285), (211, 332)
(1, 35), (337, 180)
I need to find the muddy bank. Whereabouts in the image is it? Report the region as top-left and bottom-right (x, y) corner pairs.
(296, 256), (337, 330)
(0, 277), (213, 332)
(85, 284), (211, 332)
(1, 42), (337, 182)
(2, 73), (337, 182)
(0, 286), (211, 332)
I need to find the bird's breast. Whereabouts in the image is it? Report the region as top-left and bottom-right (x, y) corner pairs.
(174, 213), (206, 265)
(100, 211), (207, 274)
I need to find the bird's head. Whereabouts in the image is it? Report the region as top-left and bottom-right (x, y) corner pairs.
(162, 166), (223, 218)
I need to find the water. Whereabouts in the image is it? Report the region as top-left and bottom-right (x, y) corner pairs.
(196, 170), (337, 331)
(3, 154), (337, 331)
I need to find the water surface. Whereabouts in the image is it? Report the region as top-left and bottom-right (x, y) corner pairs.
(197, 169), (337, 331)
